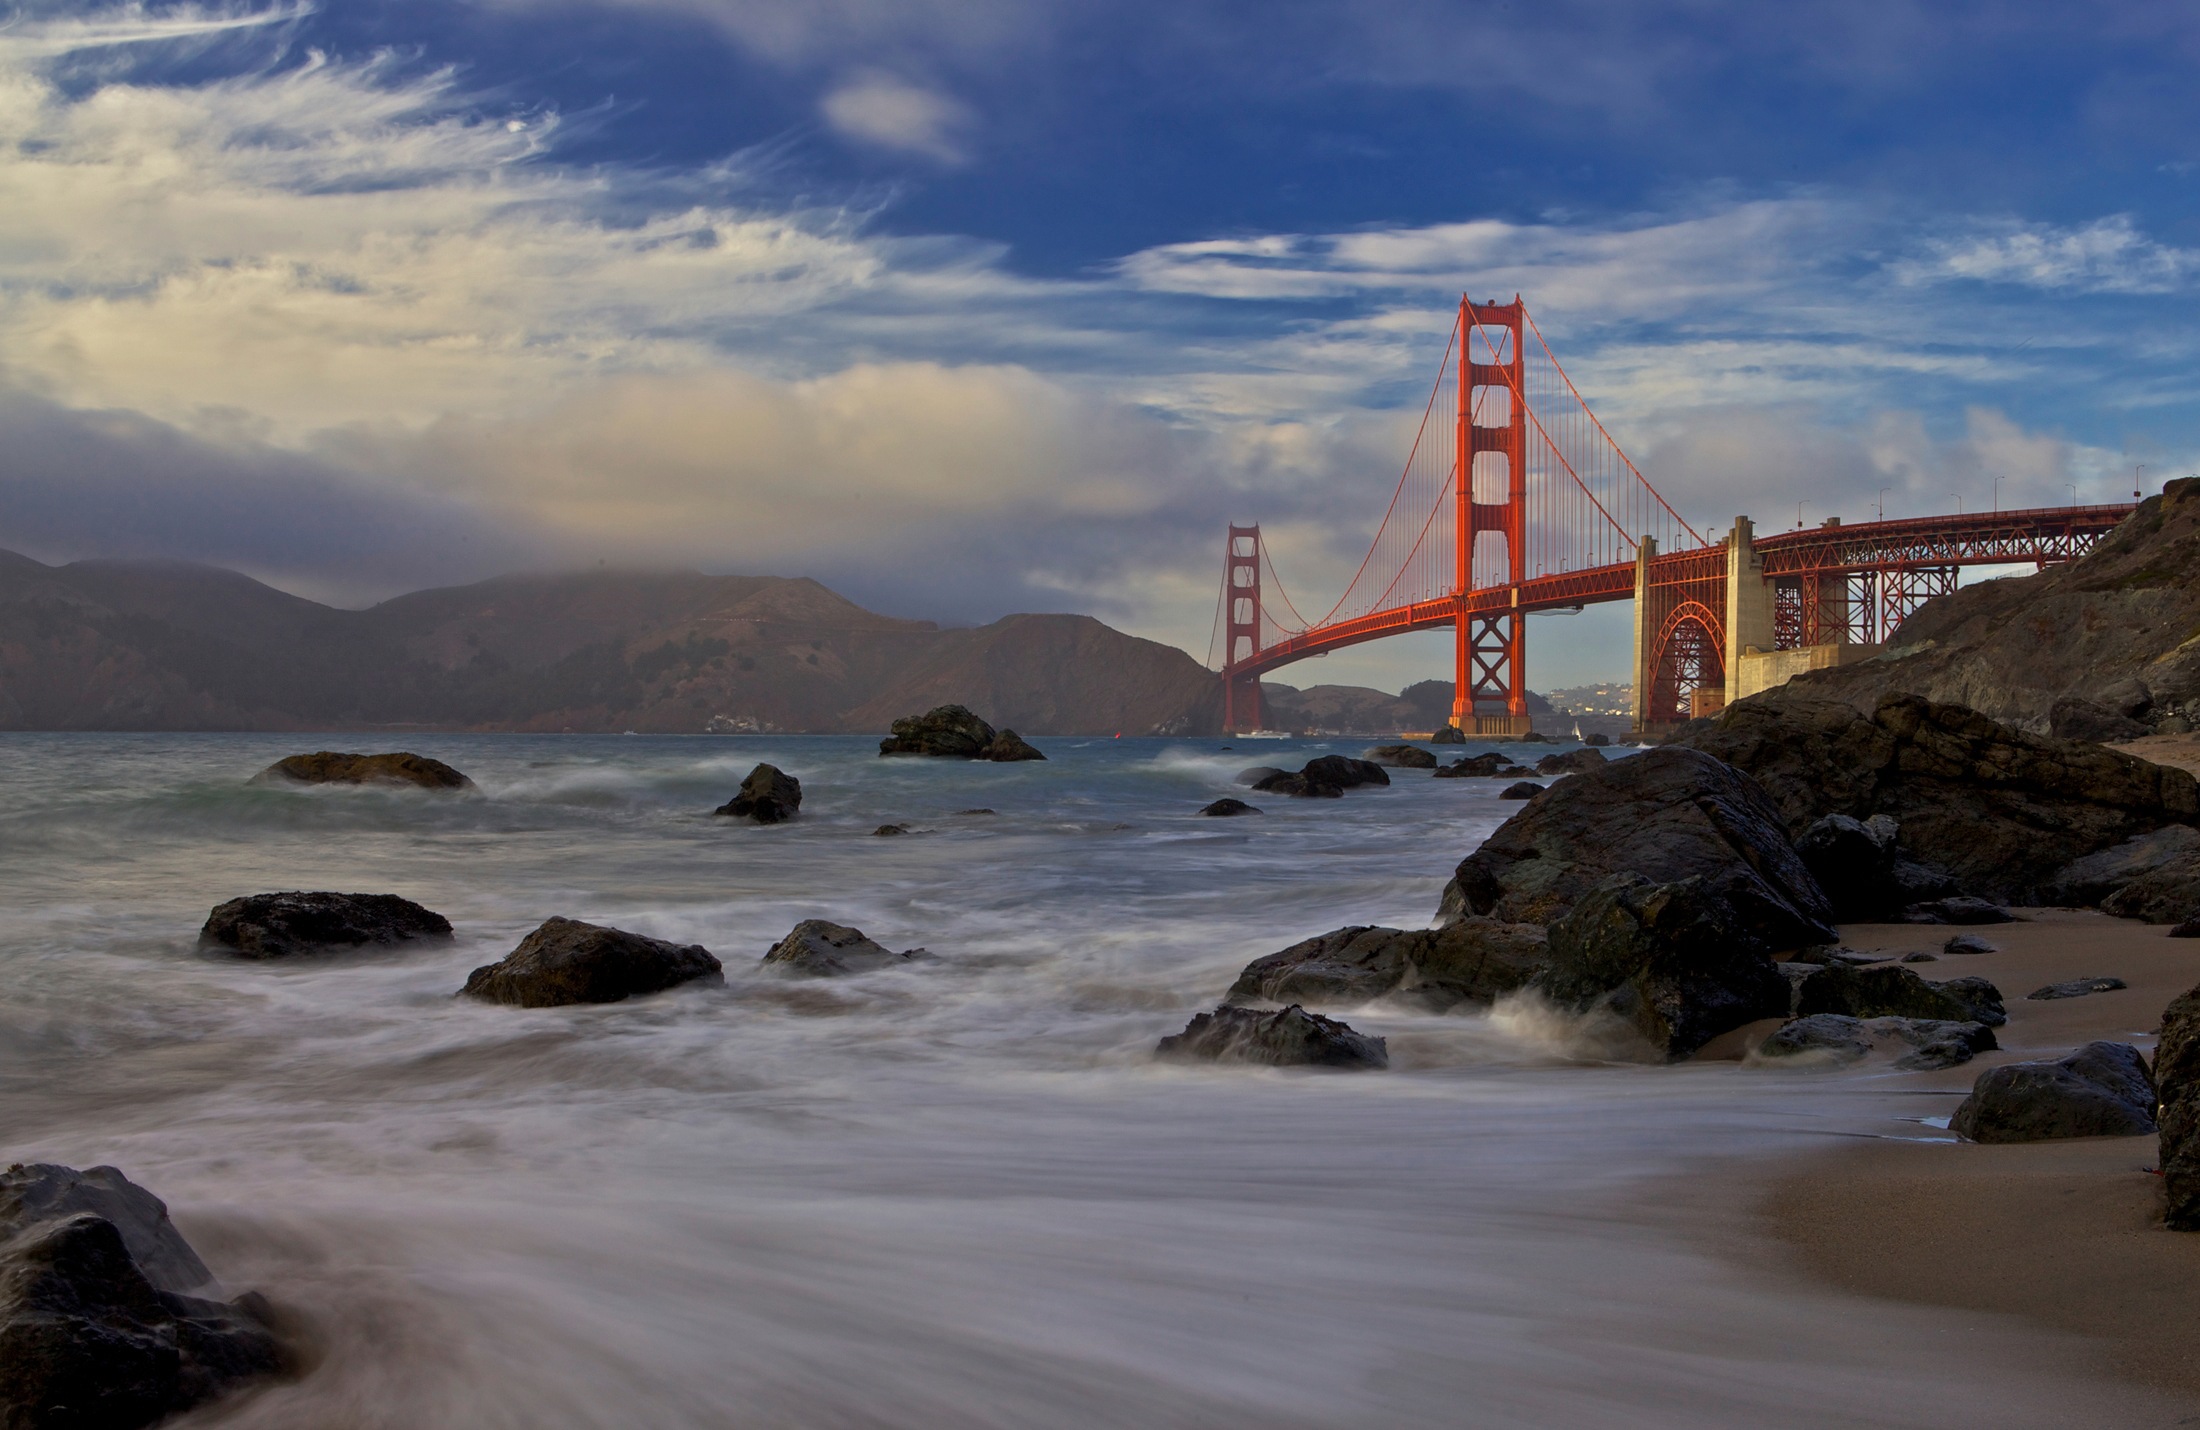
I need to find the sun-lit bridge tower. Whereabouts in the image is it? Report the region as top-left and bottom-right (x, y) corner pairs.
(1221, 524), (1264, 732)
(1457, 297), (1531, 734)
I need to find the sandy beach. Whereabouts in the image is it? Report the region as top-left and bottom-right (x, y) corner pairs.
(1746, 904), (2200, 1402)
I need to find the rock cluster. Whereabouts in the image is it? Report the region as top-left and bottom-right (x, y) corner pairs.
(877, 705), (1045, 761)
(460, 917), (723, 1007)
(1950, 1042), (2157, 1144)
(251, 750), (474, 790)
(1156, 1005), (1388, 1069)
(713, 762), (802, 823)
(1432, 752), (1533, 779)
(761, 920), (929, 977)
(0, 1164), (286, 1430)
(1752, 1013), (1996, 1070)
(199, 891), (451, 959)
(1246, 756), (1391, 799)
(1227, 919), (1548, 1013)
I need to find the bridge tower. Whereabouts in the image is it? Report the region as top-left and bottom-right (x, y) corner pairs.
(1454, 297), (1531, 734)
(1221, 524), (1264, 732)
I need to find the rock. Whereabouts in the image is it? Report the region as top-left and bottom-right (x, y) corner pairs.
(2173, 918), (2200, 938)
(1794, 962), (2002, 1025)
(2099, 861), (2200, 924)
(1951, 1041), (2158, 1144)
(1900, 896), (2015, 925)
(1751, 1014), (1996, 1070)
(1880, 1018), (2000, 1070)
(878, 705), (1043, 760)
(761, 919), (926, 977)
(1235, 765), (1287, 787)
(2042, 825), (2200, 907)
(1532, 873), (1796, 1061)
(1301, 755), (1389, 789)
(1497, 781), (1544, 800)
(1586, 733), (1611, 747)
(1901, 952), (1938, 962)
(713, 763), (802, 823)
(1534, 748), (1607, 776)
(1430, 725), (1467, 744)
(1440, 746), (1836, 952)
(1932, 974), (2010, 1026)
(1199, 798), (1261, 816)
(1155, 1005), (1388, 1069)
(2049, 696), (2150, 743)
(460, 917), (723, 1006)
(873, 824), (910, 836)
(2099, 676), (2155, 719)
(1677, 692), (2199, 905)
(199, 891), (451, 959)
(1365, 744), (1438, 769)
(1794, 813), (1901, 920)
(1251, 771), (1343, 799)
(1433, 752), (1509, 778)
(2025, 977), (2129, 1001)
(1754, 1013), (1873, 1064)
(2158, 980), (2200, 1228)
(955, 808), (996, 817)
(1943, 932), (1998, 955)
(251, 750), (473, 790)
(0, 1164), (285, 1430)
(983, 729), (1047, 762)
(1226, 919), (1547, 1013)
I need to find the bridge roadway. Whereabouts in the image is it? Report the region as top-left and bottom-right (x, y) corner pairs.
(1226, 503), (2135, 683)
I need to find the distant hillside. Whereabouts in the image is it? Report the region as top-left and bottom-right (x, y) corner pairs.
(0, 551), (1221, 735)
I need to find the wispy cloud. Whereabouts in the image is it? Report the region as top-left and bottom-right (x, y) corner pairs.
(820, 70), (974, 164)
(1896, 215), (2200, 293)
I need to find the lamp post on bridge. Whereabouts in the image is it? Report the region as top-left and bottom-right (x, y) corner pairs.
(1878, 487), (1890, 522)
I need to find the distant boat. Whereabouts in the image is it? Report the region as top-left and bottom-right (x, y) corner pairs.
(1240, 729), (1291, 740)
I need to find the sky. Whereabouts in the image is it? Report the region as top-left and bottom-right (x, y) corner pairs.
(3, 1), (2199, 692)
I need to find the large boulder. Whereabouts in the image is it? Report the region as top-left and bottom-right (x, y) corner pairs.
(1531, 873), (1796, 1061)
(1226, 919), (1548, 1013)
(877, 705), (1045, 761)
(0, 1164), (285, 1430)
(2158, 980), (2200, 1229)
(1950, 1042), (2158, 1144)
(1677, 692), (2199, 904)
(713, 763), (802, 824)
(251, 751), (473, 791)
(459, 917), (723, 1006)
(1155, 1005), (1387, 1069)
(199, 891), (451, 959)
(1793, 963), (2005, 1026)
(984, 730), (1046, 762)
(1251, 756), (1389, 799)
(1439, 746), (1835, 952)
(761, 919), (928, 977)
(1365, 745), (1438, 769)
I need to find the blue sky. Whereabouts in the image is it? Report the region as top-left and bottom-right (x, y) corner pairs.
(3, 1), (2198, 690)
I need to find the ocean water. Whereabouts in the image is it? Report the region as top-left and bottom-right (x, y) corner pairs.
(0, 733), (2173, 1427)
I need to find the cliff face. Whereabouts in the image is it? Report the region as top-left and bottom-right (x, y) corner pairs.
(0, 552), (1221, 735)
(1770, 480), (2200, 735)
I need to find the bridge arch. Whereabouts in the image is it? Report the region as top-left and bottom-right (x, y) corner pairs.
(1646, 600), (1724, 725)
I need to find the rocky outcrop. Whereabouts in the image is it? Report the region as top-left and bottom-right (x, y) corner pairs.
(1250, 756), (1390, 799)
(2044, 826), (2200, 909)
(1365, 744), (1437, 769)
(1155, 1005), (1388, 1069)
(713, 763), (801, 823)
(459, 917), (723, 1006)
(2158, 980), (2200, 1229)
(1751, 1013), (1996, 1070)
(251, 750), (474, 790)
(1199, 798), (1261, 817)
(1439, 746), (1836, 951)
(1531, 873), (1797, 1061)
(199, 891), (451, 958)
(1534, 748), (1607, 776)
(878, 705), (1047, 760)
(1950, 1042), (2158, 1144)
(1677, 692), (2198, 905)
(1793, 963), (2006, 1026)
(1226, 919), (1548, 1012)
(0, 1164), (285, 1430)
(761, 919), (928, 977)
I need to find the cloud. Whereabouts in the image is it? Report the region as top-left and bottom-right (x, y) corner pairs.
(1896, 215), (2200, 293)
(819, 70), (974, 163)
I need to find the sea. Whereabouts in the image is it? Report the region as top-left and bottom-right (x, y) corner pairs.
(0, 733), (2165, 1427)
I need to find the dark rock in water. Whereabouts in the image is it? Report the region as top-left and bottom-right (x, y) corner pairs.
(0, 1164), (286, 1430)
(1441, 746), (1836, 951)
(252, 750), (473, 791)
(1199, 798), (1261, 817)
(873, 824), (910, 836)
(877, 705), (1043, 761)
(1943, 932), (1998, 955)
(2043, 825), (2200, 908)
(2049, 695), (2150, 744)
(1794, 813), (1901, 920)
(1251, 771), (1343, 799)
(1430, 725), (1467, 744)
(1155, 1005), (1387, 1069)
(460, 917), (723, 1006)
(983, 729), (1047, 762)
(1366, 744), (1438, 769)
(2158, 980), (2200, 1228)
(713, 763), (802, 823)
(1534, 748), (1607, 776)
(200, 891), (451, 959)
(1901, 896), (2015, 925)
(955, 808), (997, 817)
(1226, 919), (1547, 1013)
(1901, 952), (1938, 963)
(761, 919), (926, 977)
(1236, 766), (1287, 787)
(1497, 781), (1543, 800)
(1676, 692), (2198, 905)
(2026, 977), (2128, 1001)
(1795, 962), (2006, 1026)
(1533, 873), (1796, 1061)
(1302, 755), (1389, 789)
(1753, 1014), (1995, 1070)
(1585, 733), (1611, 747)
(1755, 1013), (1874, 1064)
(1951, 1041), (2158, 1144)
(1433, 752), (1508, 779)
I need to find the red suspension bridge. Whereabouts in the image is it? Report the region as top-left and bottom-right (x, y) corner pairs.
(1213, 295), (2133, 733)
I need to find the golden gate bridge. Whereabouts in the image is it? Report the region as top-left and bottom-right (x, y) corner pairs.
(1212, 295), (2132, 733)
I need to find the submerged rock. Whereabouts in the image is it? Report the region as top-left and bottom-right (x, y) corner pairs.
(460, 917), (723, 1007)
(1365, 744), (1437, 769)
(1226, 919), (1547, 1012)
(2026, 977), (2129, 1001)
(761, 919), (927, 977)
(873, 824), (910, 836)
(713, 763), (801, 823)
(1198, 798), (1261, 817)
(877, 705), (1047, 761)
(199, 891), (451, 959)
(251, 750), (473, 791)
(1951, 1042), (2157, 1144)
(1155, 1005), (1387, 1069)
(0, 1164), (286, 1430)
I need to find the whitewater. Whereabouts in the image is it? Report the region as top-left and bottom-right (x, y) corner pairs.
(0, 733), (2170, 1426)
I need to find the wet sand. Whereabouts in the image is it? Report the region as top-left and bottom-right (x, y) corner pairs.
(1752, 907), (2200, 1401)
